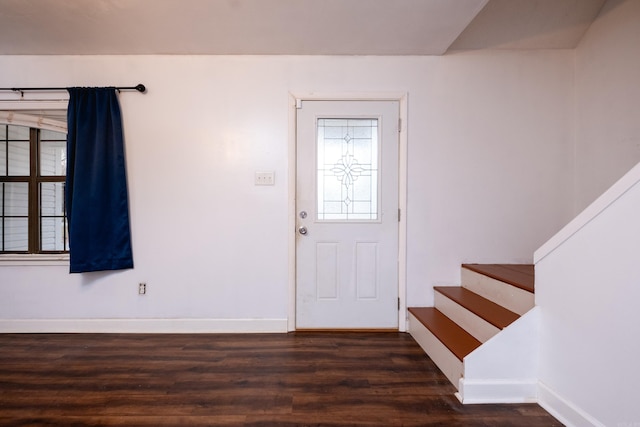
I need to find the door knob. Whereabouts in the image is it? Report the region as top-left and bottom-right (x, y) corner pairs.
(298, 226), (308, 235)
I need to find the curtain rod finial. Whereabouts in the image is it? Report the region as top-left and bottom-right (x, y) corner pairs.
(135, 84), (146, 93)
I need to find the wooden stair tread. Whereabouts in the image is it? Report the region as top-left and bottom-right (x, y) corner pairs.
(408, 307), (481, 361)
(435, 286), (520, 329)
(462, 264), (534, 293)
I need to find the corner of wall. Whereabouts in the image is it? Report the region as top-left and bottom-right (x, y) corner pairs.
(538, 382), (606, 427)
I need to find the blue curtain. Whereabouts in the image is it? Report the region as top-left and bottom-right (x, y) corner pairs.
(66, 88), (133, 273)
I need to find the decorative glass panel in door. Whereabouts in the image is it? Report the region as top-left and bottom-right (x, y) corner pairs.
(317, 118), (379, 221)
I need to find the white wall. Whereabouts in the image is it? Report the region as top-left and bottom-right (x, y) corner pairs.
(419, 50), (574, 296)
(573, 0), (640, 213)
(533, 3), (640, 424)
(535, 162), (640, 427)
(0, 52), (573, 330)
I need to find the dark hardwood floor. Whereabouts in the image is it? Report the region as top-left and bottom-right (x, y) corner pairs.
(0, 332), (561, 426)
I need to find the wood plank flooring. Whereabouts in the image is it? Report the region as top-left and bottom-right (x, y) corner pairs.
(0, 332), (562, 426)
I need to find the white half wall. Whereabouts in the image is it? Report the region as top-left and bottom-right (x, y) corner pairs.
(535, 162), (640, 427)
(0, 53), (573, 330)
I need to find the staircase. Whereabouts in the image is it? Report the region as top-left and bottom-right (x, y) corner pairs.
(408, 264), (538, 403)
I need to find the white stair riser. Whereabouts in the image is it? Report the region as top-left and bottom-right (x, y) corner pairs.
(408, 312), (463, 390)
(434, 292), (500, 343)
(461, 269), (534, 315)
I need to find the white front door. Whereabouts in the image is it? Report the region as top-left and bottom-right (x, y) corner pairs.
(296, 100), (399, 329)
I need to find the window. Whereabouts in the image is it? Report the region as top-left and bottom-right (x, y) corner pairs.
(1, 123), (68, 253)
(316, 118), (379, 221)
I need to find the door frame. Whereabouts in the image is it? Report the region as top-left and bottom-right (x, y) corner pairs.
(287, 92), (408, 332)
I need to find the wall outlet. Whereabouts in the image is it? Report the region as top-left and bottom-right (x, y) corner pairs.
(138, 283), (146, 295)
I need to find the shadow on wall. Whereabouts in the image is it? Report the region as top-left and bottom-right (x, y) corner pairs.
(448, 0), (608, 51)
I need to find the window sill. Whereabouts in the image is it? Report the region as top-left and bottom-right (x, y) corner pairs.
(0, 254), (69, 266)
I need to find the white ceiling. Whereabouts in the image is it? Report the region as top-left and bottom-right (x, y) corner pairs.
(0, 0), (606, 56)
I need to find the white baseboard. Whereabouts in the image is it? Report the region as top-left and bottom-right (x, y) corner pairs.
(0, 318), (289, 333)
(457, 378), (538, 404)
(537, 382), (605, 427)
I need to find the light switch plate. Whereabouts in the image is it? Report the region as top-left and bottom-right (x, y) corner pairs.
(255, 171), (275, 185)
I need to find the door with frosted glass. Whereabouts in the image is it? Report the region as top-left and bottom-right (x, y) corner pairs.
(296, 100), (399, 329)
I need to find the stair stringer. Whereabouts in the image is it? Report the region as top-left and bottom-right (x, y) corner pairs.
(457, 306), (540, 404)
(408, 310), (464, 388)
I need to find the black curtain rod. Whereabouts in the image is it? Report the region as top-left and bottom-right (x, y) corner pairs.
(0, 84), (146, 93)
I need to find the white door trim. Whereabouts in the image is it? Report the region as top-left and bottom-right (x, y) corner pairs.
(287, 92), (408, 332)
